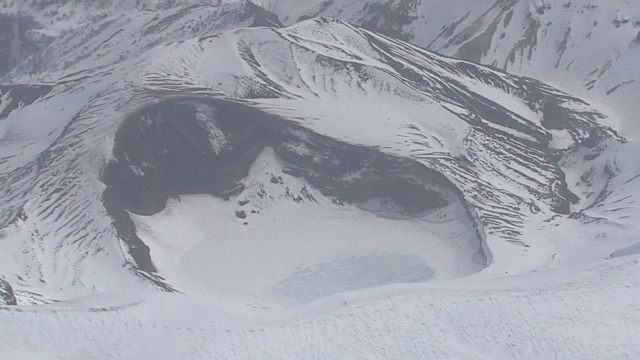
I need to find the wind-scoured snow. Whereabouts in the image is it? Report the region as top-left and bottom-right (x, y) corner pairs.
(248, 0), (640, 139)
(1, 255), (639, 359)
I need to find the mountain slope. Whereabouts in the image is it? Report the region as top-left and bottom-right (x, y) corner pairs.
(3, 254), (640, 359)
(262, 0), (640, 138)
(3, 0), (638, 135)
(0, 2), (639, 359)
(0, 12), (628, 300)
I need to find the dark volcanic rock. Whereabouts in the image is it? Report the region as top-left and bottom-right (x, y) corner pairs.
(103, 99), (454, 217)
(247, 2), (283, 28)
(0, 84), (52, 120)
(0, 279), (17, 306)
(103, 100), (282, 216)
(102, 186), (156, 273)
(0, 15), (40, 77)
(359, 0), (419, 42)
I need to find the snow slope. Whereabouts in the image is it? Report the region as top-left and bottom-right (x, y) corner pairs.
(1, 255), (639, 359)
(3, 0), (639, 133)
(262, 0), (640, 138)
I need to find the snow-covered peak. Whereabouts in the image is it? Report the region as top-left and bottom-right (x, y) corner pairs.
(264, 0), (640, 138)
(0, 15), (626, 300)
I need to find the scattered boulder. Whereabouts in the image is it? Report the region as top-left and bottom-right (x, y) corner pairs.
(535, 3), (551, 15)
(0, 279), (17, 306)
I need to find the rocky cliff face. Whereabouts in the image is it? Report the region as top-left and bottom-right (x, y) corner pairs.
(2, 0), (638, 132)
(0, 15), (39, 78)
(0, 280), (16, 306)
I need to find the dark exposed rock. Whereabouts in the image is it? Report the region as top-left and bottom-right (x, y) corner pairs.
(103, 99), (454, 218)
(0, 15), (40, 78)
(541, 99), (568, 131)
(102, 186), (156, 273)
(0, 84), (52, 120)
(0, 279), (17, 306)
(542, 98), (615, 151)
(454, 18), (499, 64)
(452, 1), (517, 64)
(282, 167), (304, 178)
(103, 100), (281, 215)
(99, 185), (175, 291)
(359, 0), (419, 42)
(613, 17), (630, 28)
(235, 210), (247, 219)
(247, 2), (283, 28)
(535, 3), (551, 15)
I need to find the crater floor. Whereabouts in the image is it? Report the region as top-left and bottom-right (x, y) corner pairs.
(131, 148), (485, 305)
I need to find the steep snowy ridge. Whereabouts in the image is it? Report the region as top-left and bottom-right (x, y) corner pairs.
(5, 254), (640, 359)
(3, 0), (638, 131)
(262, 0), (640, 137)
(2, 2), (281, 82)
(427, 0), (640, 139)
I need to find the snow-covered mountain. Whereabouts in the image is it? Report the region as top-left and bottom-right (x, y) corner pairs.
(3, 0), (639, 135)
(0, 1), (639, 359)
(264, 0), (640, 138)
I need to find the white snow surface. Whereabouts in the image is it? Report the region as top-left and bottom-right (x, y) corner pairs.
(258, 0), (640, 139)
(1, 256), (639, 359)
(6, 0), (638, 136)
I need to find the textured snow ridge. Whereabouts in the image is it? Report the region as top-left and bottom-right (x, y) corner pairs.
(2, 2), (281, 82)
(3, 0), (639, 135)
(256, 0), (640, 138)
(0, 2), (639, 359)
(1, 256), (639, 359)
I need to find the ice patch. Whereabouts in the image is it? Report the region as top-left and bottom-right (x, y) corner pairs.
(273, 253), (435, 303)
